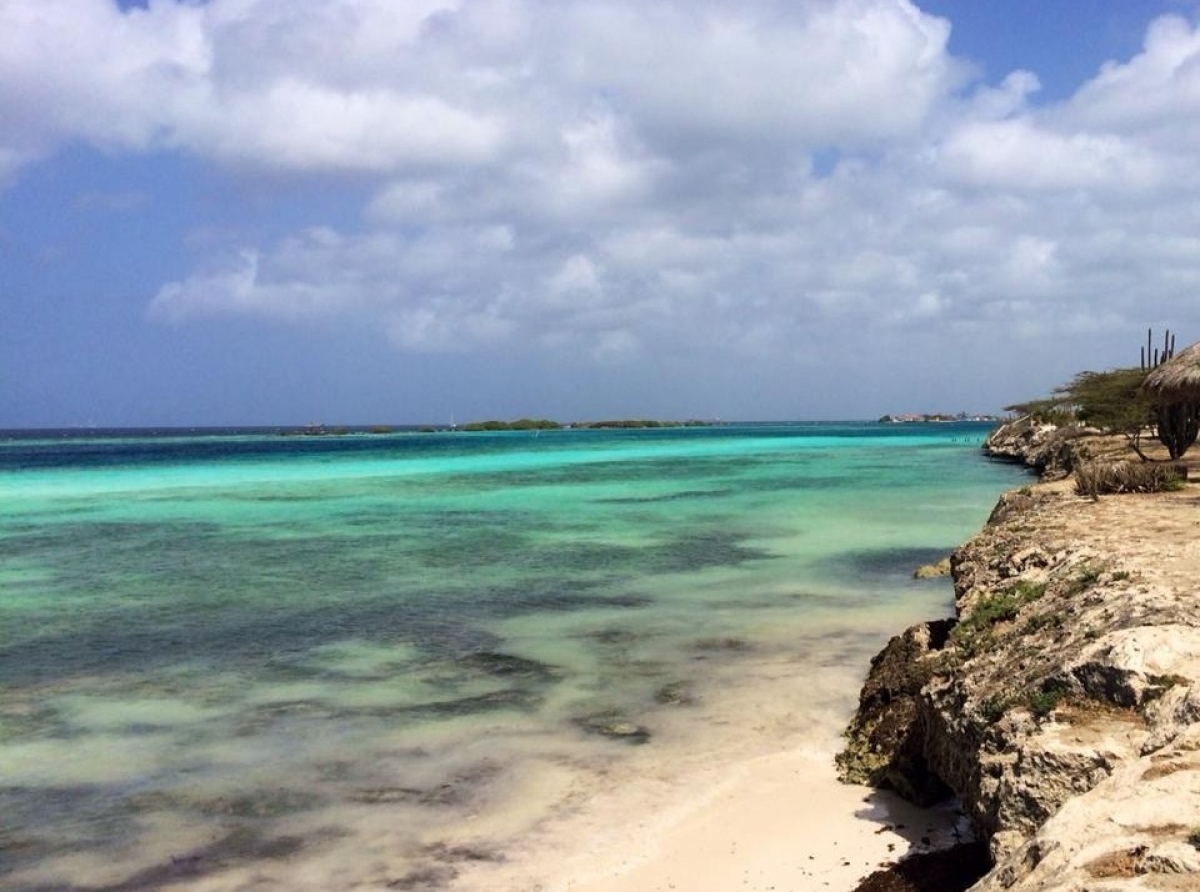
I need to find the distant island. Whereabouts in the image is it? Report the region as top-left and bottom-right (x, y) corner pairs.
(455, 418), (711, 432)
(279, 417), (1004, 437)
(278, 419), (715, 436)
(877, 412), (1001, 423)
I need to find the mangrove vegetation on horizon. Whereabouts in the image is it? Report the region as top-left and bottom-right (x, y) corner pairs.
(457, 418), (711, 432)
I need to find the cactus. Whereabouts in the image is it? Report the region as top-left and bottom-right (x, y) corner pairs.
(1141, 328), (1175, 368)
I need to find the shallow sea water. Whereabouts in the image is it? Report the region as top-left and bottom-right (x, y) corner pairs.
(0, 423), (1024, 891)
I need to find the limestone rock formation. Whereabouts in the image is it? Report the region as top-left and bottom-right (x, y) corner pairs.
(836, 619), (954, 804)
(913, 557), (952, 579)
(840, 479), (1200, 891)
(982, 416), (1100, 480)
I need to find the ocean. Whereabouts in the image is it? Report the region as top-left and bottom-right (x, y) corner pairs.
(0, 422), (1024, 891)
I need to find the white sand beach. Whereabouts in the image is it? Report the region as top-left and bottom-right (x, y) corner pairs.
(453, 690), (968, 892)
(562, 750), (963, 892)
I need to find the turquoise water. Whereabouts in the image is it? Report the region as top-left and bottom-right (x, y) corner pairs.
(0, 423), (1023, 890)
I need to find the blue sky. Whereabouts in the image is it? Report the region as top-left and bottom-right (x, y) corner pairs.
(4, 0), (1200, 427)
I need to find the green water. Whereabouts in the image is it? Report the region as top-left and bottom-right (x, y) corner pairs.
(0, 423), (1022, 890)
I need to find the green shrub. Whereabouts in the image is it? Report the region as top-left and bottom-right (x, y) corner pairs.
(1028, 681), (1070, 718)
(1063, 562), (1105, 597)
(951, 583), (1048, 656)
(1011, 580), (1048, 601)
(1023, 611), (1064, 634)
(980, 695), (1012, 724)
(1003, 399), (1077, 426)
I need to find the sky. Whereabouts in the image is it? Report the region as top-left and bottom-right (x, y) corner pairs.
(4, 0), (1200, 427)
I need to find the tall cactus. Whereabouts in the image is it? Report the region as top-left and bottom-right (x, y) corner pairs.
(1141, 328), (1175, 369)
(1156, 400), (1199, 460)
(1142, 327), (1197, 459)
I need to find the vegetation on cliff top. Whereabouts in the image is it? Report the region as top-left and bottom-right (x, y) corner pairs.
(458, 418), (709, 431)
(1007, 328), (1200, 462)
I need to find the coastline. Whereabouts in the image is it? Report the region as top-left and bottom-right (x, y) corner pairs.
(453, 733), (972, 892)
(556, 749), (969, 892)
(486, 422), (1200, 892)
(0, 424), (1020, 891)
(444, 429), (1031, 892)
(840, 421), (1200, 890)
(446, 588), (1003, 889)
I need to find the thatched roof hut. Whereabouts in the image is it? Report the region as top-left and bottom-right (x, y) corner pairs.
(1143, 341), (1200, 402)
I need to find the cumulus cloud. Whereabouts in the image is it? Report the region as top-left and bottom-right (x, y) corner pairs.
(7, 0), (1200, 386)
(188, 82), (507, 171)
(0, 0), (959, 171)
(1068, 15), (1200, 134)
(0, 0), (506, 172)
(938, 119), (1164, 193)
(0, 0), (209, 155)
(546, 0), (961, 149)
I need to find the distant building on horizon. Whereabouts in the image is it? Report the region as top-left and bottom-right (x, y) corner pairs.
(878, 412), (1000, 424)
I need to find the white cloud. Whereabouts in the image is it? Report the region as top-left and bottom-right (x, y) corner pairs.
(185, 81), (507, 171)
(546, 255), (602, 300)
(533, 113), (661, 217)
(7, 0), (1200, 398)
(0, 0), (209, 153)
(1068, 15), (1200, 134)
(549, 0), (961, 149)
(367, 180), (449, 221)
(938, 118), (1164, 193)
(150, 250), (264, 322)
(0, 0), (503, 173)
(0, 0), (962, 175)
(149, 245), (378, 322)
(386, 303), (515, 352)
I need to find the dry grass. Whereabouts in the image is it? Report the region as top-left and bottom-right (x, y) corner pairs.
(1075, 460), (1187, 498)
(1139, 823), (1188, 838)
(1085, 846), (1145, 879)
(1140, 759), (1200, 781)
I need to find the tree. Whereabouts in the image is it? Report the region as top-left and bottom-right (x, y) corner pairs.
(1042, 364), (1197, 461)
(1049, 366), (1155, 458)
(1010, 329), (1198, 462)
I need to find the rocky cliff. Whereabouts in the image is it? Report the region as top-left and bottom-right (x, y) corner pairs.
(840, 434), (1200, 890)
(981, 415), (1104, 480)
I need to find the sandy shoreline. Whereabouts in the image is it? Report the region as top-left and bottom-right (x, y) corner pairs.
(435, 616), (979, 892)
(565, 750), (966, 892)
(458, 737), (968, 892)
